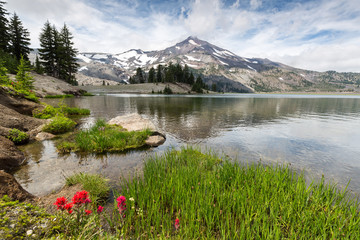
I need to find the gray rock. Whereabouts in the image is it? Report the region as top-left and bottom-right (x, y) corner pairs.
(108, 113), (157, 132)
(0, 136), (25, 171)
(35, 132), (56, 141)
(145, 135), (166, 147)
(0, 170), (35, 201)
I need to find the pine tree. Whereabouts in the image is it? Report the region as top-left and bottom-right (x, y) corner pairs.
(15, 55), (34, 90)
(183, 64), (190, 84)
(58, 24), (79, 84)
(136, 67), (144, 83)
(39, 21), (56, 77)
(8, 13), (31, 60)
(0, 1), (9, 52)
(34, 55), (43, 74)
(156, 64), (162, 83)
(148, 67), (155, 83)
(0, 60), (9, 84)
(189, 72), (195, 85)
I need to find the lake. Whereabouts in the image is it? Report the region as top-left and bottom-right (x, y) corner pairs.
(15, 93), (360, 197)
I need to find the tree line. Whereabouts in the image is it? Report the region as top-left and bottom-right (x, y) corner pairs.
(0, 1), (79, 85)
(130, 63), (209, 93)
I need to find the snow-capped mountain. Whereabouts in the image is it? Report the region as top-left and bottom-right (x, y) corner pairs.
(77, 36), (360, 92)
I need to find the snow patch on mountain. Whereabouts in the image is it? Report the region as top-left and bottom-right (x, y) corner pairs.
(189, 39), (200, 46)
(78, 66), (88, 71)
(185, 55), (201, 61)
(77, 54), (92, 63)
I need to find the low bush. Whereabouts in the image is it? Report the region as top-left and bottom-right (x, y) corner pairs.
(7, 128), (29, 144)
(42, 115), (76, 134)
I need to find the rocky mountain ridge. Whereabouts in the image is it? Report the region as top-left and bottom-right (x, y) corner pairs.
(76, 36), (360, 92)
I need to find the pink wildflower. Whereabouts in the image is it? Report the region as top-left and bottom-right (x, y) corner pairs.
(174, 218), (180, 230)
(97, 205), (104, 214)
(85, 209), (92, 215)
(116, 195), (126, 215)
(54, 197), (68, 210)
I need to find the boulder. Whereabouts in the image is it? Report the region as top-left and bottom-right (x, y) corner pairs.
(0, 170), (34, 201)
(0, 136), (25, 171)
(0, 86), (40, 115)
(108, 113), (158, 132)
(35, 132), (56, 141)
(0, 103), (46, 135)
(145, 134), (166, 147)
(108, 113), (166, 147)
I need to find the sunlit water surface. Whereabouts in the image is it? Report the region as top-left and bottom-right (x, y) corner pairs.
(14, 93), (360, 196)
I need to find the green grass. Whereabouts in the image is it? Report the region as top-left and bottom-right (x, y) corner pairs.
(57, 119), (152, 153)
(42, 115), (76, 134)
(44, 94), (74, 98)
(33, 103), (90, 119)
(65, 173), (110, 204)
(115, 147), (360, 239)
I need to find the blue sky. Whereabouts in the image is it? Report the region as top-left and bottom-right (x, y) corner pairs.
(6, 0), (360, 72)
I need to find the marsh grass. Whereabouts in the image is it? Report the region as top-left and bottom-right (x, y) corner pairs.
(117, 147), (360, 239)
(42, 115), (76, 134)
(44, 94), (74, 98)
(33, 102), (90, 119)
(65, 173), (110, 204)
(57, 119), (152, 153)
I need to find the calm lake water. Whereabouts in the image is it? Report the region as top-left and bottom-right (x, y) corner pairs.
(15, 93), (360, 196)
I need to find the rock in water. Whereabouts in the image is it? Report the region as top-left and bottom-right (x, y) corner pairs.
(0, 170), (34, 201)
(35, 132), (56, 141)
(0, 136), (25, 171)
(145, 135), (166, 147)
(108, 113), (166, 147)
(108, 113), (157, 132)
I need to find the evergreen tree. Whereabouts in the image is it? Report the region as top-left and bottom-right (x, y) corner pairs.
(136, 67), (144, 83)
(8, 13), (31, 60)
(15, 55), (34, 90)
(211, 83), (217, 92)
(189, 72), (195, 85)
(183, 64), (190, 84)
(156, 64), (162, 83)
(34, 55), (43, 74)
(0, 60), (9, 85)
(58, 24), (79, 84)
(39, 21), (56, 77)
(0, 1), (9, 52)
(191, 75), (204, 93)
(148, 67), (155, 83)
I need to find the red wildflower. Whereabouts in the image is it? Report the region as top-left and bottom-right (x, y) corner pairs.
(85, 209), (92, 215)
(72, 190), (90, 205)
(64, 203), (73, 214)
(116, 195), (126, 214)
(174, 218), (180, 230)
(54, 197), (68, 210)
(97, 205), (104, 214)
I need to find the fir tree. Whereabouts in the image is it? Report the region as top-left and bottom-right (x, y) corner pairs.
(34, 55), (43, 74)
(0, 60), (9, 85)
(183, 64), (190, 84)
(189, 72), (195, 85)
(136, 67), (144, 83)
(58, 24), (79, 84)
(39, 21), (56, 77)
(8, 13), (31, 60)
(148, 67), (155, 83)
(15, 55), (34, 90)
(156, 64), (162, 83)
(0, 1), (9, 52)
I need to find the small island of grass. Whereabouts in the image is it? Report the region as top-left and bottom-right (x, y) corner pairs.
(57, 119), (153, 153)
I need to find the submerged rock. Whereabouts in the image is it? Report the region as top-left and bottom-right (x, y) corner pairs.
(108, 113), (166, 147)
(35, 132), (56, 141)
(0, 170), (34, 201)
(0, 136), (25, 171)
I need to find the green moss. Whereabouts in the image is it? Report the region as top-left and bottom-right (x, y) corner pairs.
(0, 195), (58, 239)
(7, 128), (28, 144)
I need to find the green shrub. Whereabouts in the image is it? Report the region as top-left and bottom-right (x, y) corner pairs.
(7, 128), (28, 144)
(42, 116), (76, 134)
(65, 173), (110, 204)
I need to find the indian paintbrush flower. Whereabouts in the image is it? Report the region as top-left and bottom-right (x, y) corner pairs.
(97, 205), (104, 214)
(54, 197), (68, 210)
(175, 218), (180, 230)
(116, 195), (126, 216)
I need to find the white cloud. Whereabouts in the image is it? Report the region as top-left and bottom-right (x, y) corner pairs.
(4, 0), (360, 72)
